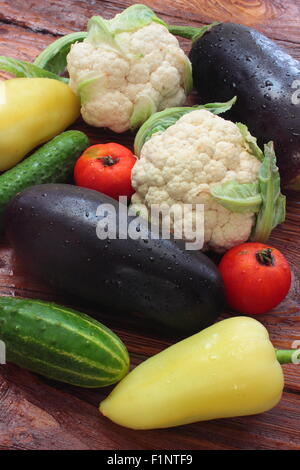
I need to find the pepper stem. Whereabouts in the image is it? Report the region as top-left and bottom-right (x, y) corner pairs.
(276, 349), (300, 364)
(168, 22), (219, 42)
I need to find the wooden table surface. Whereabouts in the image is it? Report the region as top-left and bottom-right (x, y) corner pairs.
(0, 0), (300, 450)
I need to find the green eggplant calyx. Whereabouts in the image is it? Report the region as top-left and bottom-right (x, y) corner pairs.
(276, 349), (300, 365)
(168, 22), (220, 42)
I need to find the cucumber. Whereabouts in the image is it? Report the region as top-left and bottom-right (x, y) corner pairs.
(0, 130), (89, 231)
(0, 297), (130, 388)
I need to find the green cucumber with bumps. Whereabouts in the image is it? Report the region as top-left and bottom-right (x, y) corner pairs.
(0, 297), (130, 388)
(0, 130), (89, 232)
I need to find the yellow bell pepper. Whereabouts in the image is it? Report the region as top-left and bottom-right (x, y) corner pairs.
(0, 78), (80, 171)
(100, 317), (288, 430)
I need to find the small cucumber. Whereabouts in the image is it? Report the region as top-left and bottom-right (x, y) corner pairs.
(0, 297), (130, 388)
(0, 130), (89, 231)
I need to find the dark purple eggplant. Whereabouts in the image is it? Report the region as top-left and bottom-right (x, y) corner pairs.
(169, 22), (300, 190)
(5, 184), (224, 337)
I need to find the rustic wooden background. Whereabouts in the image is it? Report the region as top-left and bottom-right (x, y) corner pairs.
(0, 0), (300, 450)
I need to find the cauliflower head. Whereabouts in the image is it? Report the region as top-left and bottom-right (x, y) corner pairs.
(67, 6), (192, 133)
(131, 109), (262, 252)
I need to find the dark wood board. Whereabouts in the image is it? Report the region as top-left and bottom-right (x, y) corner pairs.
(0, 0), (299, 450)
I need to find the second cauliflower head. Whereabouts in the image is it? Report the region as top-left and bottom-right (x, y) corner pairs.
(131, 109), (263, 252)
(67, 5), (192, 133)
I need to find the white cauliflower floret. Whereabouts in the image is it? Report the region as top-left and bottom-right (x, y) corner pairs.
(131, 109), (262, 252)
(67, 11), (192, 133)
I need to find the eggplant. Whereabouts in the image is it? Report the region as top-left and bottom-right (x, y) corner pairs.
(169, 22), (300, 190)
(5, 184), (224, 337)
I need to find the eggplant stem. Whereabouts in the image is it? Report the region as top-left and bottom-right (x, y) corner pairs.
(276, 349), (300, 364)
(168, 22), (219, 42)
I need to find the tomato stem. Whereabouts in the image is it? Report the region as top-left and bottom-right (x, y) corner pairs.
(256, 248), (275, 266)
(99, 156), (120, 167)
(276, 349), (299, 364)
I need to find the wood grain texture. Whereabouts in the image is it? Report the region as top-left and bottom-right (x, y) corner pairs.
(1, 0), (300, 40)
(0, 22), (54, 61)
(0, 0), (299, 450)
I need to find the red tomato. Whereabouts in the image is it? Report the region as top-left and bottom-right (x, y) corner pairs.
(74, 143), (136, 200)
(219, 242), (291, 314)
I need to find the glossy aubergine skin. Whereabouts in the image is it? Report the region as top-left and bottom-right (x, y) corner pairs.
(5, 184), (224, 337)
(190, 22), (300, 189)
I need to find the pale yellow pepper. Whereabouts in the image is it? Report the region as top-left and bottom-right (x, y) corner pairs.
(100, 317), (286, 430)
(0, 78), (80, 171)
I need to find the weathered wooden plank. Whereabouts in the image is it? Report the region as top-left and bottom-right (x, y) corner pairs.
(0, 21), (54, 62)
(0, 363), (299, 450)
(1, 0), (300, 50)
